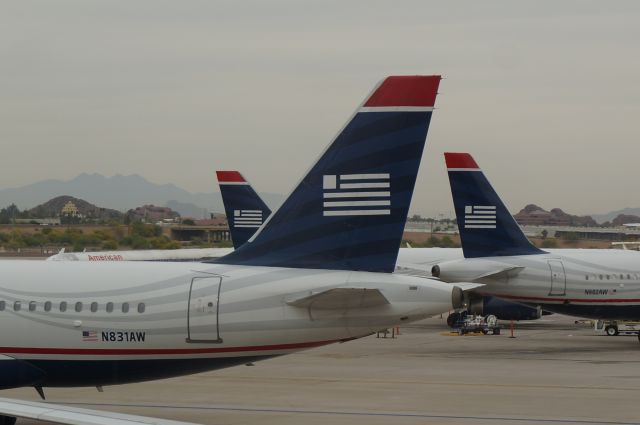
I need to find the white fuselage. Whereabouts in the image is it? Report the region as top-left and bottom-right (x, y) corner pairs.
(436, 249), (640, 319)
(0, 260), (456, 388)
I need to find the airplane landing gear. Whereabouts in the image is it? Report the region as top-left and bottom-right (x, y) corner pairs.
(0, 415), (16, 425)
(446, 312), (461, 328)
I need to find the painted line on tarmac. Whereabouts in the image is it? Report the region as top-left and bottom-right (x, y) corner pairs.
(53, 401), (639, 425)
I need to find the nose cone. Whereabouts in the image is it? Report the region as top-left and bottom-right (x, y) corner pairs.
(451, 286), (464, 309)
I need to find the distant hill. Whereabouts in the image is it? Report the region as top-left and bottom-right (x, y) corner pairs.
(514, 204), (598, 227)
(28, 196), (123, 220)
(0, 173), (285, 217)
(608, 214), (640, 226)
(591, 208), (640, 224)
(165, 200), (212, 220)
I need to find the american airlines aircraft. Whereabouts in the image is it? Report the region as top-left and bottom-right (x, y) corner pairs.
(432, 153), (640, 336)
(47, 247), (232, 262)
(0, 75), (470, 425)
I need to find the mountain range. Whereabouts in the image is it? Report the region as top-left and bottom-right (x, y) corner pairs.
(1, 173), (637, 223)
(591, 208), (640, 225)
(0, 173), (285, 218)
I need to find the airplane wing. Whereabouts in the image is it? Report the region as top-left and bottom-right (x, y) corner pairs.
(0, 397), (201, 425)
(286, 287), (389, 310)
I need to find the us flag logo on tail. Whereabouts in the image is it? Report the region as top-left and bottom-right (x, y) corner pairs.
(464, 205), (496, 229)
(233, 210), (263, 228)
(323, 174), (391, 216)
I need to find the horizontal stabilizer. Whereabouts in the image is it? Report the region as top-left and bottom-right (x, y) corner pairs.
(453, 282), (486, 291)
(476, 265), (524, 280)
(286, 287), (389, 310)
(0, 396), (200, 425)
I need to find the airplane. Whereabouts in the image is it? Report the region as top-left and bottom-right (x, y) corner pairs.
(215, 170), (545, 324)
(47, 247), (232, 262)
(0, 75), (471, 425)
(432, 152), (640, 337)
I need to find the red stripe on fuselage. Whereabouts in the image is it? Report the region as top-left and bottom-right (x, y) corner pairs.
(444, 152), (479, 169)
(488, 293), (640, 304)
(364, 76), (440, 107)
(0, 339), (346, 356)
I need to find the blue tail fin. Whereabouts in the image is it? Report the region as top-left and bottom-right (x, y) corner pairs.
(213, 75), (442, 272)
(216, 171), (272, 249)
(445, 152), (544, 258)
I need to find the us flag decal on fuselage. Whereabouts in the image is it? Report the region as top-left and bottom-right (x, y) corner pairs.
(233, 210), (263, 228)
(82, 331), (98, 342)
(464, 205), (496, 228)
(322, 174), (391, 216)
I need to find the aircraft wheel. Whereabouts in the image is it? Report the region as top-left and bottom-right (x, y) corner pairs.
(605, 325), (619, 336)
(0, 415), (17, 425)
(447, 312), (460, 328)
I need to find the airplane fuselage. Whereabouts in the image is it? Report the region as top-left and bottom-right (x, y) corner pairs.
(0, 260), (455, 389)
(436, 249), (640, 319)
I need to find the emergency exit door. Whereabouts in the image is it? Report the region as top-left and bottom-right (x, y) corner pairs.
(548, 260), (567, 296)
(187, 276), (222, 343)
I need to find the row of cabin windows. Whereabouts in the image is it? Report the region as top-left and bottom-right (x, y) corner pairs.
(585, 273), (640, 281)
(0, 300), (145, 314)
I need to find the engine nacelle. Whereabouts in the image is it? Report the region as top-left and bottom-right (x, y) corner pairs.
(431, 258), (516, 283)
(469, 295), (542, 321)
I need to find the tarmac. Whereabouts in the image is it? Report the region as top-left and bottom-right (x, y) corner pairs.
(4, 314), (640, 425)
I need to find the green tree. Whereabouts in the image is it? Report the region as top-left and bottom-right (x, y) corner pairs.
(0, 204), (20, 224)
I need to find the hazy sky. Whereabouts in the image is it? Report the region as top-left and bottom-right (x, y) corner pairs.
(2, 1), (639, 217)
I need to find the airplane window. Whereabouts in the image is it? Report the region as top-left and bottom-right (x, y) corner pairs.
(106, 302), (114, 313)
(122, 302), (129, 313)
(60, 301), (67, 312)
(14, 301), (21, 311)
(44, 301), (52, 312)
(606, 275), (610, 280)
(75, 302), (83, 312)
(599, 275), (603, 280)
(138, 303), (145, 313)
(585, 275), (589, 280)
(628, 274), (632, 279)
(90, 302), (98, 313)
(29, 301), (36, 312)
(621, 274), (625, 280)
(0, 301), (4, 311)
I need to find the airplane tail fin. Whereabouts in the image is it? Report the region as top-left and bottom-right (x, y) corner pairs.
(213, 75), (442, 272)
(216, 171), (272, 249)
(445, 152), (544, 258)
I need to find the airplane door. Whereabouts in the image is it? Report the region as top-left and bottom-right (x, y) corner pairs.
(187, 276), (223, 343)
(548, 260), (566, 296)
